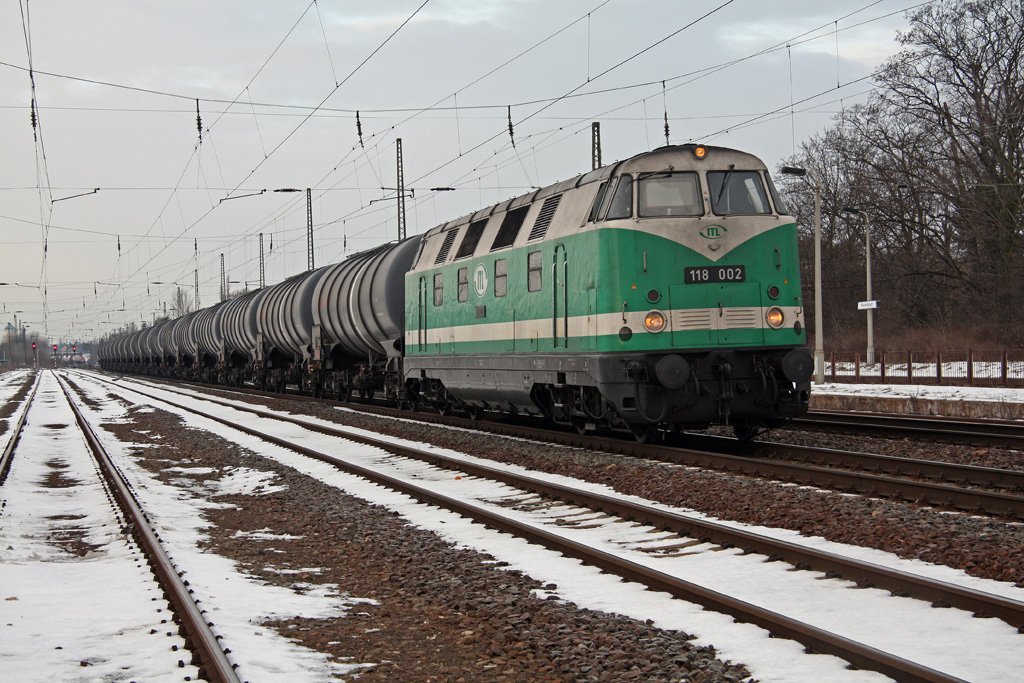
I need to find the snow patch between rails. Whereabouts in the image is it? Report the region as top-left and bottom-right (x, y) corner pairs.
(210, 466), (287, 496)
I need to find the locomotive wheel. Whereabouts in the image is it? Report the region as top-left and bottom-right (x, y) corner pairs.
(732, 422), (761, 441)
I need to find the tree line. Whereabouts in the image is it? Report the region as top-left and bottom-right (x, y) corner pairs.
(778, 0), (1023, 350)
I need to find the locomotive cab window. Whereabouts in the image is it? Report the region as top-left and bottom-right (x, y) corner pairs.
(433, 273), (444, 306)
(527, 251), (543, 292)
(606, 175), (634, 220)
(587, 181), (609, 223)
(638, 172), (703, 217)
(764, 172), (788, 214)
(494, 258), (508, 297)
(457, 267), (469, 302)
(708, 170), (772, 215)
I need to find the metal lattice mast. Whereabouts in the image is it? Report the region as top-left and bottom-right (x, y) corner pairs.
(306, 188), (314, 272)
(259, 233), (265, 289)
(194, 238), (200, 308)
(396, 138), (406, 241)
(592, 122), (602, 170)
(220, 253), (226, 301)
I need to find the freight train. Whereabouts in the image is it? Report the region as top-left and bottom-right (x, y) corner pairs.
(99, 144), (813, 440)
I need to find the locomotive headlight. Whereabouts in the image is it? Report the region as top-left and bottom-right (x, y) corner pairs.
(644, 310), (667, 333)
(766, 307), (785, 329)
(693, 145), (708, 160)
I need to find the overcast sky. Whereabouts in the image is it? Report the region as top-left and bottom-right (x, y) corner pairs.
(1, 0), (918, 343)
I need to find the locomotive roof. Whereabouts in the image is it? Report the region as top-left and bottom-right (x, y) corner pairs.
(422, 143), (767, 239)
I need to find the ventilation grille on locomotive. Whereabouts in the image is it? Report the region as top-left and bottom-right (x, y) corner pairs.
(434, 230), (459, 265)
(527, 194), (562, 241)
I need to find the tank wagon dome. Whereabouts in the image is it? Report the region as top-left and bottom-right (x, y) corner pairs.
(220, 288), (269, 362)
(313, 237), (420, 361)
(257, 268), (330, 364)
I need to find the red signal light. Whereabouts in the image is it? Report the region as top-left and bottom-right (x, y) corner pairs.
(31, 342), (36, 350)
(52, 344), (58, 352)
(73, 345), (77, 353)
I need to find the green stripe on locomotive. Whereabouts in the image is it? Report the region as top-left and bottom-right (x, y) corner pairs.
(404, 221), (804, 356)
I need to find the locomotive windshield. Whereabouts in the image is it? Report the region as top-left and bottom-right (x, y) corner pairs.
(638, 172), (703, 217)
(707, 170), (772, 215)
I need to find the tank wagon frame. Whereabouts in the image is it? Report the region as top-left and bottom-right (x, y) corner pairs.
(98, 144), (812, 440)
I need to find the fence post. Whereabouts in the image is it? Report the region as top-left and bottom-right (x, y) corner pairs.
(830, 352), (836, 383)
(937, 350), (943, 385)
(967, 350), (975, 385)
(855, 353), (861, 382)
(908, 351), (913, 384)
(880, 352), (886, 383)
(1002, 350), (1009, 386)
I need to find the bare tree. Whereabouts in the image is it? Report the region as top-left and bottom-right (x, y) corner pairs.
(781, 0), (1024, 347)
(170, 286), (194, 318)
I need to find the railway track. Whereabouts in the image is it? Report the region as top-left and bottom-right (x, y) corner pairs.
(0, 370), (238, 682)
(797, 410), (1024, 449)
(81, 370), (1024, 682)
(110, 373), (1024, 518)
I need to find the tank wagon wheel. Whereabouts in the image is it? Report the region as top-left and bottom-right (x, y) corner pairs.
(630, 425), (658, 443)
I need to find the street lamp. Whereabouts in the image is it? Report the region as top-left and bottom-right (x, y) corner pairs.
(842, 206), (875, 365)
(780, 166), (824, 384)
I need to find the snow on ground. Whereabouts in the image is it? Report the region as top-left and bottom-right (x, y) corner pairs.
(88, 371), (1024, 683)
(815, 381), (1024, 406)
(1, 371), (376, 681)
(0, 371), (198, 681)
(67, 373), (377, 681)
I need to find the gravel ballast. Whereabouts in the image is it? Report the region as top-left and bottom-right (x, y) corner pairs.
(93, 394), (754, 682)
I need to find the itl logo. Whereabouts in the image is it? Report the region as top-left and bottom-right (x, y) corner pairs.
(474, 264), (488, 297)
(700, 224), (727, 240)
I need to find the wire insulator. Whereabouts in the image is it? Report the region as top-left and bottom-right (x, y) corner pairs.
(356, 111), (364, 149)
(662, 80), (670, 146)
(507, 105), (515, 148)
(196, 99), (202, 144)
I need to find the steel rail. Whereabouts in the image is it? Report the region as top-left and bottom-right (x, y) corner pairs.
(55, 373), (240, 683)
(86, 375), (1007, 680)
(677, 432), (1024, 492)
(0, 371), (40, 485)
(798, 411), (1024, 449)
(91, 374), (1024, 630)
(101, 372), (1024, 518)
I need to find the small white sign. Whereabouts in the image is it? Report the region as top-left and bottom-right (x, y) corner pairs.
(858, 300), (878, 310)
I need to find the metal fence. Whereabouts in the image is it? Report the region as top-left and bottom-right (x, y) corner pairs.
(824, 350), (1024, 386)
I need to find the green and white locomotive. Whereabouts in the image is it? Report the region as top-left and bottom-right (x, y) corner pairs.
(100, 143), (813, 441)
(404, 143), (813, 439)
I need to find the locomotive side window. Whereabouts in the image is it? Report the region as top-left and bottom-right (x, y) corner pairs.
(587, 181), (609, 223)
(494, 258), (508, 297)
(455, 219), (487, 259)
(433, 273), (444, 306)
(638, 172), (703, 217)
(457, 267), (468, 302)
(708, 170), (772, 215)
(606, 175), (634, 220)
(527, 250), (542, 292)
